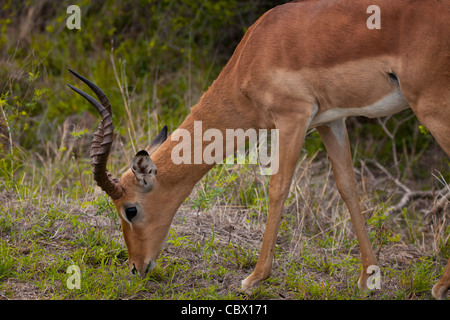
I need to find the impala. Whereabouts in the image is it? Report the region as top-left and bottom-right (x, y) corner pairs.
(68, 0), (450, 299)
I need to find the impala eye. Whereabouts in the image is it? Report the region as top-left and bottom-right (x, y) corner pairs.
(125, 207), (138, 222)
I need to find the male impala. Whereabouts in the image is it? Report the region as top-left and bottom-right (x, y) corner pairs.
(68, 0), (450, 299)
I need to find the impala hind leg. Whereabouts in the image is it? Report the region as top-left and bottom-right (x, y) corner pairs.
(433, 263), (450, 300)
(240, 109), (314, 295)
(410, 95), (450, 300)
(316, 119), (378, 291)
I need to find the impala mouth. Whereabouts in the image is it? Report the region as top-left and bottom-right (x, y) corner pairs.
(148, 260), (156, 273)
(131, 261), (156, 278)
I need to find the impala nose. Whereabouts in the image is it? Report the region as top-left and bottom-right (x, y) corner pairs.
(131, 264), (138, 275)
(131, 261), (156, 278)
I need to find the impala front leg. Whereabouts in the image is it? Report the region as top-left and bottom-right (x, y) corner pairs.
(316, 119), (378, 291)
(241, 110), (313, 294)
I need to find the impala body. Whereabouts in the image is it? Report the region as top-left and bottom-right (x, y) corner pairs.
(69, 0), (450, 299)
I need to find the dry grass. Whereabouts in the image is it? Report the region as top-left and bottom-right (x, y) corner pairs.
(1, 127), (448, 300)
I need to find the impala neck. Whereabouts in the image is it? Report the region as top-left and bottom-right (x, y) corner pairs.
(153, 111), (216, 189)
(151, 74), (264, 197)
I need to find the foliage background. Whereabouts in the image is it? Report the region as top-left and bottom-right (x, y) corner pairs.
(1, 0), (285, 146)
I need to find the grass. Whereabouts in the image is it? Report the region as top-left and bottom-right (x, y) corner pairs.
(0, 141), (448, 300)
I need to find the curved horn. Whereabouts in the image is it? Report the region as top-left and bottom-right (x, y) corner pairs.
(68, 69), (123, 200)
(68, 69), (112, 116)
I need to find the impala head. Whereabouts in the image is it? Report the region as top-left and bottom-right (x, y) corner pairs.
(68, 69), (171, 277)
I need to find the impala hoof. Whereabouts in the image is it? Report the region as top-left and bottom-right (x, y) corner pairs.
(432, 283), (449, 300)
(240, 277), (254, 296)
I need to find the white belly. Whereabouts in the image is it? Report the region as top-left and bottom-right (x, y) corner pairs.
(309, 88), (410, 128)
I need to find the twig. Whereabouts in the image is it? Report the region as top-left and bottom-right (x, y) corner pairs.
(426, 189), (450, 214)
(369, 159), (410, 193)
(425, 170), (450, 215)
(377, 113), (415, 179)
(0, 103), (13, 153)
(366, 159), (438, 213)
(390, 190), (434, 213)
(110, 48), (137, 153)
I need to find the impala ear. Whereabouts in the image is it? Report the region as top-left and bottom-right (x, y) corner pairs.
(131, 150), (157, 191)
(146, 125), (168, 156)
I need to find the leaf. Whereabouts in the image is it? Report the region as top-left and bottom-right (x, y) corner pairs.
(28, 71), (40, 82)
(418, 125), (429, 135)
(70, 128), (88, 139)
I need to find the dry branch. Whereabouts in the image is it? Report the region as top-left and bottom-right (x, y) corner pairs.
(366, 159), (447, 214)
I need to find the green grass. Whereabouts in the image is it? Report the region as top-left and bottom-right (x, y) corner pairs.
(0, 157), (448, 300)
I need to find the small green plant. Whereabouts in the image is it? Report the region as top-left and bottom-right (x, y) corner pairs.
(367, 204), (400, 254)
(190, 166), (235, 212)
(418, 125), (429, 136)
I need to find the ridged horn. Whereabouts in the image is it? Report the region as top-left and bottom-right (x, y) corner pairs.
(67, 69), (123, 200)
